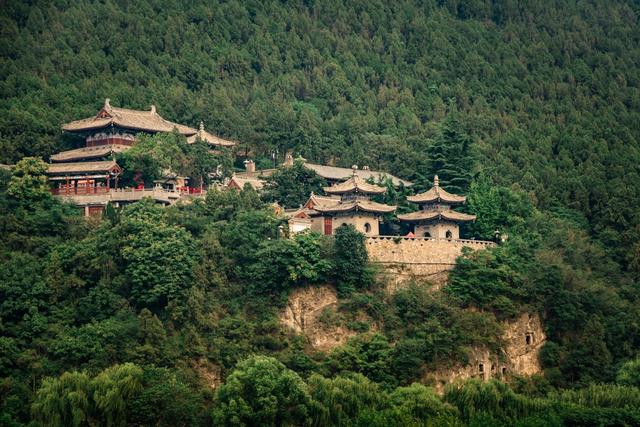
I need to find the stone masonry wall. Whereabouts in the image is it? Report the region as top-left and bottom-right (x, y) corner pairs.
(366, 236), (494, 289)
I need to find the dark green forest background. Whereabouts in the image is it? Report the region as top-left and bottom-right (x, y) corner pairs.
(2, 0), (640, 425)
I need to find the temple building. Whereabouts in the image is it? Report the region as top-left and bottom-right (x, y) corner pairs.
(46, 98), (230, 214)
(397, 175), (476, 239)
(187, 121), (237, 148)
(48, 98), (197, 196)
(228, 154), (411, 192)
(295, 171), (396, 236)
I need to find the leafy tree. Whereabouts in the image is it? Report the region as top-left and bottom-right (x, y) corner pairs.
(212, 356), (317, 427)
(32, 371), (92, 427)
(262, 159), (326, 208)
(247, 231), (332, 293)
(6, 157), (51, 203)
(333, 224), (373, 295)
(307, 373), (386, 425)
(420, 113), (476, 194)
(105, 200), (197, 310)
(90, 363), (143, 427)
(128, 367), (203, 427)
(465, 175), (533, 240)
(616, 357), (640, 387)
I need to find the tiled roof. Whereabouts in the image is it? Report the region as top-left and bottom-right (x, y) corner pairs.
(228, 176), (264, 191)
(323, 175), (387, 195)
(314, 199), (396, 214)
(47, 160), (121, 175)
(304, 193), (341, 209)
(407, 175), (466, 204)
(50, 144), (131, 162)
(62, 99), (197, 135)
(397, 209), (476, 223)
(186, 122), (237, 147)
(304, 163), (411, 186)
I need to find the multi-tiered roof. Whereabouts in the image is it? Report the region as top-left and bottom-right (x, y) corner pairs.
(398, 175), (476, 223)
(314, 174), (396, 214)
(62, 98), (197, 135)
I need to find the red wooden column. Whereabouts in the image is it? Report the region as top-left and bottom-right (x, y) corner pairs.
(323, 217), (333, 235)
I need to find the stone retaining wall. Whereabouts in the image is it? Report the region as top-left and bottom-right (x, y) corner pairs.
(366, 236), (494, 289)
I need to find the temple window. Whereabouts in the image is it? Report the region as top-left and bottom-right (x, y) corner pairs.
(478, 363), (484, 373)
(526, 334), (532, 345)
(446, 230), (452, 239)
(502, 367), (507, 375)
(364, 223), (371, 233)
(424, 231), (431, 238)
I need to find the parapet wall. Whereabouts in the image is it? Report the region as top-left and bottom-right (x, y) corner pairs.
(366, 236), (494, 289)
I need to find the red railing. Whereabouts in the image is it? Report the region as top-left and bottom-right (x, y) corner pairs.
(51, 187), (109, 196)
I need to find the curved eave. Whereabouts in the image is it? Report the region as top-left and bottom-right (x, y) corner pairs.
(397, 210), (476, 223)
(406, 194), (466, 204)
(315, 201), (396, 214)
(323, 186), (386, 195)
(62, 119), (196, 136)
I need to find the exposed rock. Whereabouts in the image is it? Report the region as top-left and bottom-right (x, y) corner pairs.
(424, 313), (546, 393)
(279, 285), (358, 352)
(192, 357), (222, 389)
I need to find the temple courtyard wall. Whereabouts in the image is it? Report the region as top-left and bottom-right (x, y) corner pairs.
(365, 236), (495, 289)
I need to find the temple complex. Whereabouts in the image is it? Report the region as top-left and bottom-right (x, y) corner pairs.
(228, 154), (411, 192)
(46, 98), (234, 214)
(397, 175), (476, 239)
(287, 170), (396, 236)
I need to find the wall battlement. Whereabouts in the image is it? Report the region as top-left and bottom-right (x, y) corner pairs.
(366, 236), (495, 289)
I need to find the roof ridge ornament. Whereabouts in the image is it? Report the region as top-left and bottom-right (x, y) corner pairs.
(434, 174), (439, 188)
(150, 104), (156, 114)
(104, 98), (111, 109)
(199, 120), (205, 132)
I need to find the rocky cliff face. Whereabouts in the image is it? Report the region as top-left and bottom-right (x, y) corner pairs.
(424, 313), (546, 392)
(279, 285), (361, 352)
(279, 287), (545, 390)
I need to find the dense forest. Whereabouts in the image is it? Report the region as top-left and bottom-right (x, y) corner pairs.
(1, 0), (640, 425)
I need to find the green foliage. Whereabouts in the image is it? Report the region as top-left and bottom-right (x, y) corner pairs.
(465, 175), (533, 240)
(116, 133), (232, 187)
(107, 200), (198, 310)
(6, 157), (51, 203)
(30, 363), (201, 427)
(247, 231), (332, 293)
(422, 113), (476, 194)
(262, 160), (326, 208)
(446, 245), (527, 318)
(307, 373), (387, 425)
(444, 380), (551, 423)
(31, 364), (142, 427)
(2, 1), (640, 424)
(212, 356), (316, 427)
(616, 357), (640, 387)
(333, 224), (373, 296)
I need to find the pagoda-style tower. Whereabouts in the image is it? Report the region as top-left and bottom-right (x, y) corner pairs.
(312, 171), (396, 236)
(398, 175), (475, 239)
(45, 99), (199, 198)
(62, 98), (197, 147)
